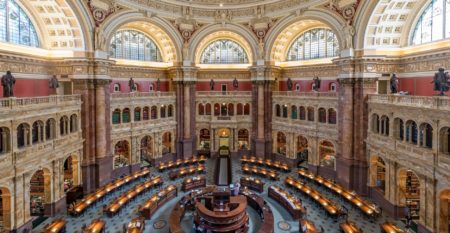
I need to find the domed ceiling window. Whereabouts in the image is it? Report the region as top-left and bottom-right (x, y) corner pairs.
(200, 39), (249, 64)
(411, 0), (450, 45)
(286, 28), (339, 61)
(0, 0), (39, 47)
(110, 29), (162, 62)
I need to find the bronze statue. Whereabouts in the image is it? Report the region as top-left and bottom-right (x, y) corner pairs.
(156, 78), (161, 92)
(49, 75), (59, 89)
(129, 78), (135, 92)
(432, 68), (450, 96)
(1, 71), (16, 97)
(390, 73), (399, 94)
(210, 79), (215, 91)
(312, 76), (321, 92)
(287, 78), (293, 91)
(233, 78), (238, 89)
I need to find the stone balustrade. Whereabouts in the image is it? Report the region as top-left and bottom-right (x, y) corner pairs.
(368, 94), (450, 110)
(0, 95), (81, 110)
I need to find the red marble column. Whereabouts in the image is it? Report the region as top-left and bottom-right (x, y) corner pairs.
(174, 81), (196, 159)
(72, 69), (112, 192)
(252, 80), (273, 159)
(336, 77), (377, 195)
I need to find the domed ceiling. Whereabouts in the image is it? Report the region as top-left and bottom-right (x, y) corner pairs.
(158, 0), (284, 9)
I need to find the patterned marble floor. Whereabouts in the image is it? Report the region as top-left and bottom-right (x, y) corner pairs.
(33, 156), (407, 233)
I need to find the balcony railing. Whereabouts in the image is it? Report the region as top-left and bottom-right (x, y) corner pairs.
(196, 91), (252, 96)
(368, 94), (450, 110)
(111, 91), (175, 99)
(0, 95), (81, 109)
(272, 91), (338, 98)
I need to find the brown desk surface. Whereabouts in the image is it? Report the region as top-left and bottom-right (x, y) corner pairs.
(340, 221), (362, 233)
(85, 219), (105, 233)
(196, 195), (247, 221)
(380, 222), (405, 233)
(126, 217), (145, 233)
(42, 219), (66, 233)
(241, 189), (274, 233)
(299, 219), (320, 233)
(298, 169), (380, 217)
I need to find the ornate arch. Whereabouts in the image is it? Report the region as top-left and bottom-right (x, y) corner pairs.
(102, 11), (182, 63)
(188, 23), (258, 65)
(265, 10), (346, 63)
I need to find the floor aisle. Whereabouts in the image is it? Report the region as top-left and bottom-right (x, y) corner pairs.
(33, 156), (406, 233)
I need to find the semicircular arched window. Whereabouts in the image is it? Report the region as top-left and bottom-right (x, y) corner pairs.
(109, 29), (162, 62)
(286, 28), (339, 61)
(411, 0), (450, 45)
(0, 0), (39, 47)
(200, 39), (249, 64)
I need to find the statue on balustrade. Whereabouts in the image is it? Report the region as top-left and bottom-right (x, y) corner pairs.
(210, 79), (215, 91)
(49, 75), (59, 89)
(129, 78), (135, 92)
(312, 76), (321, 92)
(1, 71), (16, 97)
(390, 73), (399, 94)
(156, 78), (161, 92)
(287, 78), (293, 91)
(432, 68), (450, 96)
(233, 78), (238, 89)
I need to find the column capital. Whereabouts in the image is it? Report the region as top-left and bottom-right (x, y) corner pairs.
(250, 65), (281, 82)
(168, 66), (198, 82)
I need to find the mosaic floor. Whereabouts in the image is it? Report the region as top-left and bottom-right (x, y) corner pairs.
(33, 156), (406, 233)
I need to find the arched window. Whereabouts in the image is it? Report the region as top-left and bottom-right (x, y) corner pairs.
(60, 116), (69, 136)
(318, 108), (326, 123)
(299, 106), (306, 120)
(282, 105), (288, 118)
(0, 0), (39, 47)
(328, 108), (337, 124)
(380, 116), (390, 136)
(307, 107), (314, 121)
(112, 109), (121, 124)
(237, 103), (243, 115)
(160, 105), (166, 118)
(134, 107), (141, 122)
(205, 103), (212, 115)
(287, 28), (339, 61)
(122, 108), (130, 123)
(412, 0), (450, 45)
(440, 127), (450, 154)
(420, 123), (433, 149)
(329, 83), (337, 92)
(372, 114), (380, 133)
(70, 114), (77, 133)
(45, 119), (56, 140)
(228, 103), (234, 116)
(143, 107), (149, 120)
(32, 121), (44, 144)
(198, 104), (205, 115)
(291, 106), (298, 119)
(214, 103), (220, 116)
(200, 39), (249, 64)
(168, 105), (174, 117)
(406, 120), (418, 144)
(110, 29), (162, 62)
(243, 103), (250, 115)
(17, 123), (30, 148)
(151, 106), (157, 119)
(0, 127), (10, 154)
(113, 83), (121, 92)
(275, 104), (281, 117)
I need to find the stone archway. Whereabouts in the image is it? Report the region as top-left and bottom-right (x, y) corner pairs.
(29, 169), (51, 216)
(63, 155), (80, 193)
(369, 155), (386, 194)
(398, 169), (421, 219)
(439, 190), (450, 233)
(0, 187), (11, 231)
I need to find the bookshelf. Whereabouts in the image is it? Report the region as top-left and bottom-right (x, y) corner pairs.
(405, 170), (420, 219)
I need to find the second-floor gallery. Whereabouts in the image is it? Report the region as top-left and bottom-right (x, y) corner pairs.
(0, 0), (449, 233)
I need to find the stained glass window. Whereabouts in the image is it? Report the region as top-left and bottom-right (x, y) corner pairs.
(109, 29), (162, 62)
(0, 0), (39, 47)
(412, 0), (450, 45)
(287, 28), (338, 61)
(200, 39), (249, 64)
